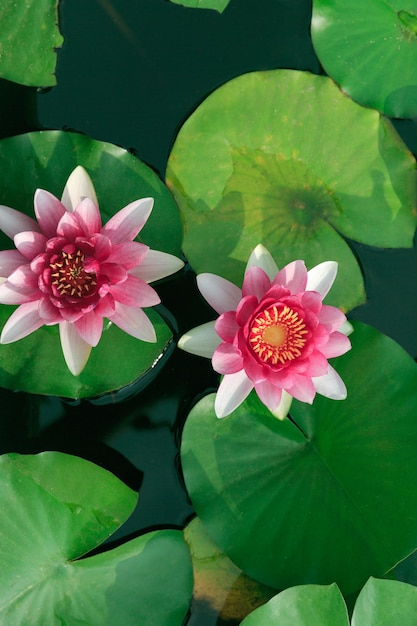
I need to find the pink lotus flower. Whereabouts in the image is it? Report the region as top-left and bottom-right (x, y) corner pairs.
(178, 245), (351, 419)
(0, 166), (184, 375)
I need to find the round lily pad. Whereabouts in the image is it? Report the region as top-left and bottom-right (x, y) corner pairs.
(166, 69), (417, 311)
(168, 0), (230, 11)
(181, 321), (417, 594)
(0, 452), (193, 625)
(311, 0), (417, 118)
(0, 131), (183, 397)
(0, 0), (63, 87)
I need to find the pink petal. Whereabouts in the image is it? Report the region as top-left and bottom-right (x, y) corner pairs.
(0, 205), (40, 239)
(130, 249), (184, 283)
(212, 343), (243, 374)
(106, 241), (149, 269)
(34, 189), (67, 237)
(246, 244), (279, 280)
(254, 380), (283, 413)
(235, 295), (258, 327)
(306, 261), (338, 298)
(286, 374), (316, 403)
(108, 301), (156, 342)
(318, 305), (347, 332)
(242, 266), (271, 300)
(94, 293), (116, 317)
(177, 321), (220, 358)
(74, 310), (103, 347)
(98, 263), (128, 285)
(197, 273), (241, 315)
(73, 197), (102, 236)
(214, 311), (239, 342)
(59, 321), (92, 375)
(61, 166), (98, 212)
(90, 234), (112, 262)
(1, 301), (44, 343)
(320, 332), (351, 358)
(0, 250), (27, 278)
(109, 274), (160, 307)
(7, 264), (38, 290)
(214, 370), (254, 418)
(101, 197), (154, 244)
(312, 365), (347, 400)
(14, 231), (47, 259)
(38, 298), (62, 324)
(275, 260), (307, 294)
(56, 211), (84, 240)
(0, 281), (38, 304)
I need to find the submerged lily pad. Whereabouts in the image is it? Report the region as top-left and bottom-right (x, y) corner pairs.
(311, 0), (417, 118)
(0, 131), (182, 397)
(166, 69), (417, 311)
(0, 452), (192, 625)
(0, 0), (63, 87)
(181, 321), (417, 594)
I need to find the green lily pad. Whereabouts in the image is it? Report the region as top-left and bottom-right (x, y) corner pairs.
(0, 452), (192, 625)
(311, 0), (417, 118)
(181, 321), (417, 594)
(241, 583), (349, 626)
(166, 69), (417, 311)
(0, 0), (63, 87)
(0, 131), (183, 397)
(168, 0), (230, 11)
(241, 578), (417, 625)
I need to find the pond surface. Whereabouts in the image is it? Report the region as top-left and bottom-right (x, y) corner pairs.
(1, 0), (417, 623)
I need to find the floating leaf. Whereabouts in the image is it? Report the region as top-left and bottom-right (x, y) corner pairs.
(0, 452), (193, 625)
(167, 70), (417, 311)
(0, 131), (182, 397)
(241, 583), (349, 626)
(168, 0), (230, 11)
(0, 0), (63, 87)
(181, 321), (417, 594)
(241, 578), (417, 625)
(311, 0), (417, 118)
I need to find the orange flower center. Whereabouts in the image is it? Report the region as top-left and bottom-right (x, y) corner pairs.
(249, 304), (308, 365)
(50, 249), (97, 298)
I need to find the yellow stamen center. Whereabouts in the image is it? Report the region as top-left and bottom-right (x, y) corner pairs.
(50, 249), (96, 298)
(249, 304), (308, 365)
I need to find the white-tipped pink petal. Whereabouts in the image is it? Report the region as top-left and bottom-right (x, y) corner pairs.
(214, 370), (254, 418)
(34, 189), (67, 238)
(276, 260), (307, 293)
(108, 301), (156, 342)
(312, 365), (347, 400)
(321, 332), (351, 358)
(73, 197), (102, 236)
(271, 390), (293, 420)
(14, 231), (47, 259)
(242, 266), (271, 300)
(178, 321), (221, 358)
(197, 273), (241, 315)
(246, 244), (279, 280)
(74, 311), (103, 347)
(0, 205), (40, 239)
(61, 166), (98, 212)
(110, 275), (160, 308)
(0, 250), (28, 278)
(130, 249), (184, 283)
(212, 343), (243, 374)
(59, 321), (92, 376)
(1, 301), (44, 343)
(102, 198), (154, 244)
(306, 261), (338, 298)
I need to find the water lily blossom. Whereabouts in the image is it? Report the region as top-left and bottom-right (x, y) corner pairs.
(178, 245), (351, 419)
(0, 166), (184, 375)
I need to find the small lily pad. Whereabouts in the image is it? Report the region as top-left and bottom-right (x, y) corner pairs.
(168, 0), (230, 11)
(166, 70), (417, 311)
(0, 131), (182, 397)
(0, 452), (193, 625)
(0, 0), (63, 87)
(311, 0), (417, 118)
(181, 321), (417, 594)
